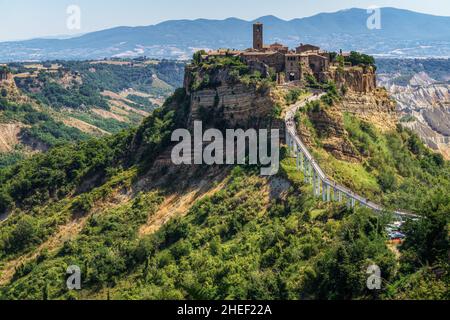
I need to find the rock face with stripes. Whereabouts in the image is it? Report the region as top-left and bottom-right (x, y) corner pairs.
(184, 64), (283, 130)
(321, 66), (377, 93)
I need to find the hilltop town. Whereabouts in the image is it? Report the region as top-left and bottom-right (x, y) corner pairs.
(200, 23), (377, 93)
(182, 23), (384, 131)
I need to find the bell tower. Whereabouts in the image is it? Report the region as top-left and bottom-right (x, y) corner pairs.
(253, 22), (263, 50)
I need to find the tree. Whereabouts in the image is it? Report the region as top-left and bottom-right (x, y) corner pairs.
(0, 188), (13, 213)
(377, 168), (397, 192)
(401, 207), (449, 268)
(336, 55), (345, 68)
(193, 50), (207, 64)
(7, 215), (39, 253)
(71, 194), (94, 215)
(346, 51), (376, 70)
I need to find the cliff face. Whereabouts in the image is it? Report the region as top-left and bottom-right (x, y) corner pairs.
(323, 66), (377, 93)
(379, 71), (450, 160)
(339, 89), (398, 132)
(184, 64), (278, 129)
(0, 74), (28, 104)
(297, 89), (398, 162)
(299, 107), (360, 162)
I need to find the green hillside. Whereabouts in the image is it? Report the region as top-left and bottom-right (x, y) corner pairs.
(0, 59), (185, 169)
(0, 71), (448, 300)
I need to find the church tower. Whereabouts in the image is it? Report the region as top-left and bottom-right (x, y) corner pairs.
(253, 22), (263, 50)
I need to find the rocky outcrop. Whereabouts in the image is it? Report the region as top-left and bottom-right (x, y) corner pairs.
(297, 88), (398, 162)
(302, 108), (360, 162)
(184, 65), (278, 129)
(0, 73), (26, 103)
(323, 66), (377, 93)
(339, 89), (398, 132)
(0, 68), (12, 82)
(189, 83), (275, 128)
(380, 71), (450, 159)
(0, 123), (22, 153)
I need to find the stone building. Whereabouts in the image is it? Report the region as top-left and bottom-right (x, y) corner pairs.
(267, 42), (289, 53)
(285, 54), (302, 81)
(296, 44), (320, 54)
(308, 54), (329, 75)
(241, 51), (285, 73)
(240, 23), (331, 82)
(253, 22), (263, 50)
(204, 23), (375, 87)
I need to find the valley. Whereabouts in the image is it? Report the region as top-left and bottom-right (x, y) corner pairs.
(377, 59), (450, 159)
(0, 59), (185, 168)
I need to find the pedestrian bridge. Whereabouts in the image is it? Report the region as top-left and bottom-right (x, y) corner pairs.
(285, 94), (417, 219)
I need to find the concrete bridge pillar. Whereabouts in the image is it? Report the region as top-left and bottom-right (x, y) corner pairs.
(322, 181), (327, 202)
(312, 172), (316, 196)
(300, 153), (305, 171)
(317, 176), (322, 197)
(314, 173), (321, 197)
(287, 134), (291, 154)
(326, 185), (331, 202)
(286, 134), (291, 155)
(303, 159), (308, 183)
(285, 127), (289, 149)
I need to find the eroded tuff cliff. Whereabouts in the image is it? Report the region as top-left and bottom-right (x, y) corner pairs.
(380, 72), (450, 160)
(183, 64), (280, 129)
(297, 88), (398, 162)
(322, 66), (377, 93)
(0, 74), (25, 103)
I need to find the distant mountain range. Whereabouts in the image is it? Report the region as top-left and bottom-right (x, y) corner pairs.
(2, 7), (450, 62)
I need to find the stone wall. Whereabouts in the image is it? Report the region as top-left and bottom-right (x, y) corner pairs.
(242, 52), (285, 73)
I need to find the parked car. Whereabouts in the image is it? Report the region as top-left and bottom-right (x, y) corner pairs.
(389, 231), (406, 240)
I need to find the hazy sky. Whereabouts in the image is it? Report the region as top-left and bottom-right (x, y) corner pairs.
(1, 0), (450, 42)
